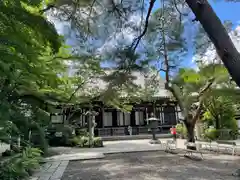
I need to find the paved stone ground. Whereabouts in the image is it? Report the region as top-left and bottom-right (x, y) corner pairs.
(62, 151), (240, 180)
(46, 139), (168, 161)
(30, 161), (69, 180)
(31, 139), (240, 180)
(47, 139), (240, 160)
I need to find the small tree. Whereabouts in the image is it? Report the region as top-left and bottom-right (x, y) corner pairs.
(170, 64), (230, 142)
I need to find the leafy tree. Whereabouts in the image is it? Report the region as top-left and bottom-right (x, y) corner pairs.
(170, 64), (231, 142)
(0, 0), (76, 153)
(42, 0), (240, 174)
(203, 95), (238, 136)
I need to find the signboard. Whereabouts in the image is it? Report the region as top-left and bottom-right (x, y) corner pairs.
(55, 132), (63, 137)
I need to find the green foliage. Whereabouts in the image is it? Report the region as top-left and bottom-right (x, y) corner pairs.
(69, 136), (103, 148)
(70, 136), (88, 147)
(204, 128), (218, 140)
(176, 123), (187, 138)
(93, 137), (103, 147)
(75, 128), (89, 136)
(30, 123), (48, 154)
(202, 95), (239, 140)
(0, 147), (42, 180)
(172, 64), (231, 117)
(0, 0), (76, 161)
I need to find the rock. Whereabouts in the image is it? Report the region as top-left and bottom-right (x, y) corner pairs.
(232, 169), (240, 177)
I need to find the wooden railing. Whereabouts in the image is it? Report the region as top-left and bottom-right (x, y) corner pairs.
(96, 126), (170, 137)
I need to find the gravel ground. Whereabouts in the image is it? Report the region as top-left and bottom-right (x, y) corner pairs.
(62, 151), (240, 180)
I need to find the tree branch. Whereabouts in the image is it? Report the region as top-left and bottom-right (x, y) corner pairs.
(191, 78), (215, 124)
(87, 0), (97, 33)
(167, 84), (187, 117)
(131, 0), (156, 51)
(67, 81), (85, 102)
(198, 77), (215, 97)
(173, 0), (188, 26)
(40, 5), (55, 13)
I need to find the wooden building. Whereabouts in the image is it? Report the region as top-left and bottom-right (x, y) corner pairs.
(50, 70), (182, 136)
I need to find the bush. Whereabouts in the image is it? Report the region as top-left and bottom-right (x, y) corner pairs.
(70, 136), (85, 147)
(93, 137), (103, 147)
(0, 147), (42, 180)
(69, 136), (103, 148)
(75, 128), (89, 136)
(176, 123), (187, 138)
(204, 128), (218, 140)
(31, 125), (48, 155)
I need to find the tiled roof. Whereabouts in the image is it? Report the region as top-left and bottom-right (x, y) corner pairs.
(76, 69), (173, 98)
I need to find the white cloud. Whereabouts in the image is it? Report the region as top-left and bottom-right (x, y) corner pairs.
(47, 12), (70, 35)
(96, 13), (145, 55)
(97, 27), (135, 54)
(193, 25), (240, 65)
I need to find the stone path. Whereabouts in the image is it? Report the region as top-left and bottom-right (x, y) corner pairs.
(31, 139), (167, 180)
(46, 139), (169, 161)
(31, 161), (69, 180)
(31, 139), (240, 180)
(62, 151), (240, 180)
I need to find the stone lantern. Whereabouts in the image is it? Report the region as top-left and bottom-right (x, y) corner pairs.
(147, 113), (161, 144)
(85, 110), (99, 147)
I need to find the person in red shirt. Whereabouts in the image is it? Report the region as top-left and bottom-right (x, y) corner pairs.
(170, 126), (177, 141)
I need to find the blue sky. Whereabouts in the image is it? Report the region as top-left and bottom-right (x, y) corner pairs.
(54, 1), (240, 76)
(156, 0), (240, 77)
(210, 1), (240, 24)
(182, 1), (240, 65)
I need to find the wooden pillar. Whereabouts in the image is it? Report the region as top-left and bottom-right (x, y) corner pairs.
(161, 106), (165, 125)
(112, 109), (117, 127)
(153, 101), (156, 116)
(101, 107), (104, 128)
(143, 107), (146, 125)
(130, 109), (136, 126)
(95, 108), (102, 128)
(145, 107), (148, 125)
(175, 105), (178, 124)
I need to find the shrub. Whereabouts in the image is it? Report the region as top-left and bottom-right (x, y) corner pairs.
(81, 136), (89, 146)
(176, 123), (187, 138)
(217, 129), (238, 140)
(69, 136), (85, 147)
(69, 136), (103, 148)
(75, 128), (89, 136)
(228, 120), (239, 140)
(204, 128), (218, 140)
(93, 137), (103, 147)
(0, 147), (42, 179)
(31, 124), (48, 155)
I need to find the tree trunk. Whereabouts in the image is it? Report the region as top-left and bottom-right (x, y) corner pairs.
(215, 117), (220, 129)
(185, 0), (240, 87)
(88, 116), (93, 147)
(185, 121), (195, 143)
(186, 3), (240, 172)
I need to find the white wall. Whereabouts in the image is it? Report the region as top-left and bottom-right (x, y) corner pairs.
(103, 112), (113, 127)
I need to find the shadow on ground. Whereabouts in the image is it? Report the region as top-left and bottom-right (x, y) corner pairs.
(62, 151), (240, 180)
